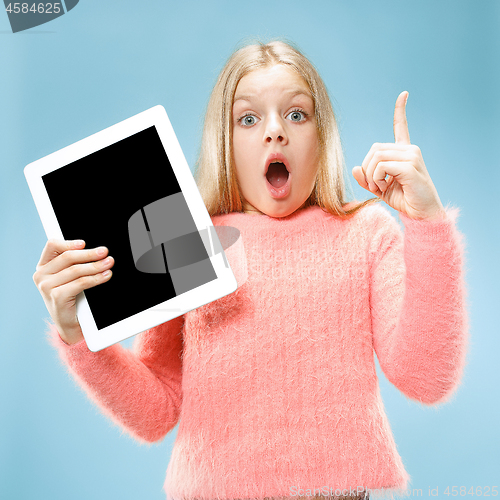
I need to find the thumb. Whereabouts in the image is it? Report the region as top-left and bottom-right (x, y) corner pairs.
(352, 166), (369, 190)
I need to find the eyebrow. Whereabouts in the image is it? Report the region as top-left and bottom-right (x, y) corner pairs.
(233, 88), (313, 103)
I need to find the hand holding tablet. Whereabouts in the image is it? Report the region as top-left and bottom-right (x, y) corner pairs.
(26, 106), (239, 351)
(33, 239), (114, 346)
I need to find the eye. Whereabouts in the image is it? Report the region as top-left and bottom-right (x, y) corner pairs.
(239, 114), (259, 127)
(286, 109), (307, 122)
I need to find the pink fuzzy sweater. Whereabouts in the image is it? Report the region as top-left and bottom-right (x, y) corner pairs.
(48, 204), (468, 500)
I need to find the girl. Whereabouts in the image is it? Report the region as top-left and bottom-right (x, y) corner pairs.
(34, 41), (467, 500)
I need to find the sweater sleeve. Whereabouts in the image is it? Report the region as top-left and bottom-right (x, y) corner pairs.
(46, 316), (184, 443)
(369, 206), (468, 405)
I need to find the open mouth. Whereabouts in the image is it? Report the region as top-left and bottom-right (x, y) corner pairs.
(266, 161), (290, 188)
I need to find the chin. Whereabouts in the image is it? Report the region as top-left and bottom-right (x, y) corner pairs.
(266, 208), (296, 218)
(260, 200), (306, 219)
(242, 191), (311, 218)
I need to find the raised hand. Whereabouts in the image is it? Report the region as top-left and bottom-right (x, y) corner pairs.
(352, 92), (445, 220)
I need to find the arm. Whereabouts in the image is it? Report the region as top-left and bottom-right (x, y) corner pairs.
(353, 92), (468, 404)
(370, 207), (468, 405)
(33, 238), (183, 442)
(47, 316), (184, 443)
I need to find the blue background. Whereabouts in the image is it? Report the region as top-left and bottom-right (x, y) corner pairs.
(1, 1), (498, 499)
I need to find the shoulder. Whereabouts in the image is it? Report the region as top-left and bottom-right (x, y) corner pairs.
(339, 203), (404, 259)
(342, 201), (401, 233)
(347, 200), (394, 221)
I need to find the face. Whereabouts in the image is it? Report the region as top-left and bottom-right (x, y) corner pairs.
(232, 64), (320, 218)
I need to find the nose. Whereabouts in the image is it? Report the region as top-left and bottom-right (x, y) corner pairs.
(264, 114), (288, 145)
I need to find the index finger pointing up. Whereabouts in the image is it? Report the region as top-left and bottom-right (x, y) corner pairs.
(393, 91), (411, 145)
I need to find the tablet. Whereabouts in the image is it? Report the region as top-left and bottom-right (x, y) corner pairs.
(25, 105), (238, 352)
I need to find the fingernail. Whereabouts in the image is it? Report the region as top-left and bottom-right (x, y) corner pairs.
(73, 239), (85, 247)
(97, 247), (107, 256)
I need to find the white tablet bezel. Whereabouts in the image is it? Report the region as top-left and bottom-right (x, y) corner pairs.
(25, 105), (238, 351)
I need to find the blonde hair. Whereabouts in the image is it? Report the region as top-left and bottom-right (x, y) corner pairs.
(195, 40), (377, 217)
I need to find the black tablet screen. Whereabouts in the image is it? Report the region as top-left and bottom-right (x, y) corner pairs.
(42, 126), (216, 330)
